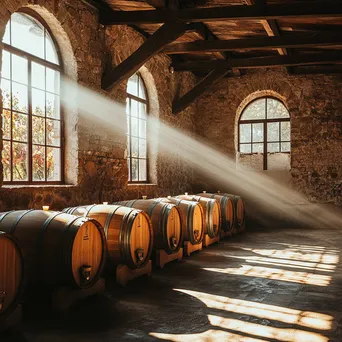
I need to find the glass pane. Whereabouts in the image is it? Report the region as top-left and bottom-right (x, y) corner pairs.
(47, 147), (61, 181)
(241, 98), (266, 120)
(46, 119), (61, 147)
(127, 74), (138, 96)
(252, 123), (263, 143)
(12, 142), (28, 181)
(12, 112), (28, 142)
(12, 82), (28, 113)
(126, 116), (130, 135)
(281, 121), (291, 141)
(1, 78), (11, 109)
(252, 143), (263, 153)
(139, 102), (146, 119)
(32, 62), (45, 90)
(139, 159), (147, 181)
(3, 21), (10, 44)
(268, 142), (280, 153)
(131, 137), (138, 158)
(131, 158), (138, 181)
(127, 158), (131, 181)
(11, 54), (28, 85)
(2, 141), (11, 181)
(11, 13), (45, 59)
(281, 142), (291, 152)
(240, 144), (251, 154)
(139, 139), (146, 158)
(45, 32), (59, 64)
(32, 145), (45, 181)
(46, 68), (60, 94)
(240, 124), (251, 143)
(1, 50), (11, 79)
(131, 117), (138, 137)
(127, 136), (130, 157)
(2, 110), (11, 140)
(267, 98), (289, 119)
(267, 122), (279, 142)
(138, 77), (146, 99)
(32, 88), (45, 116)
(46, 93), (60, 119)
(131, 99), (138, 117)
(125, 97), (130, 115)
(139, 119), (146, 138)
(32, 116), (45, 145)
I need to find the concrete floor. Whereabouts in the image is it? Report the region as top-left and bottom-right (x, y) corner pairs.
(3, 226), (342, 342)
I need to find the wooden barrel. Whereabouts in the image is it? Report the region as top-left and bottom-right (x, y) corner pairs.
(0, 231), (25, 323)
(114, 200), (183, 254)
(154, 198), (204, 245)
(176, 195), (221, 239)
(64, 205), (153, 269)
(216, 193), (246, 230)
(0, 210), (106, 289)
(197, 192), (234, 232)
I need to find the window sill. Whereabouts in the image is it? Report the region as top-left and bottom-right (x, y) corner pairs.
(1, 184), (78, 190)
(127, 183), (158, 187)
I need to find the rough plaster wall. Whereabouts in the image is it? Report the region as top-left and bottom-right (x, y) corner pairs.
(194, 68), (342, 206)
(0, 0), (197, 211)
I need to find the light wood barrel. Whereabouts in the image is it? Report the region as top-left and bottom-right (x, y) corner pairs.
(155, 198), (204, 245)
(216, 193), (246, 230)
(64, 205), (153, 269)
(197, 193), (234, 232)
(176, 195), (221, 239)
(0, 210), (106, 290)
(114, 200), (183, 255)
(0, 231), (25, 323)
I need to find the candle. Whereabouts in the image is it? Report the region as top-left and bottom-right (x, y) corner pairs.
(103, 202), (108, 205)
(217, 190), (221, 193)
(142, 196), (147, 200)
(167, 196), (171, 199)
(203, 190), (207, 194)
(42, 206), (49, 211)
(185, 192), (188, 195)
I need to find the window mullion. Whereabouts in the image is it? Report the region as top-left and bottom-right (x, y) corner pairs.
(129, 99), (132, 182)
(264, 99), (267, 170)
(28, 60), (33, 183)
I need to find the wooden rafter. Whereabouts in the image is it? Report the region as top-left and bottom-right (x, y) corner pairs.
(172, 52), (342, 71)
(102, 22), (188, 90)
(101, 3), (342, 25)
(162, 33), (342, 54)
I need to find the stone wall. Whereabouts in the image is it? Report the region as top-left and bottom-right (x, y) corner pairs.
(0, 0), (197, 211)
(194, 68), (342, 206)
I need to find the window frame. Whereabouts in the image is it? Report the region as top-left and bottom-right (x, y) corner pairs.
(238, 97), (290, 171)
(126, 73), (149, 184)
(1, 8), (64, 185)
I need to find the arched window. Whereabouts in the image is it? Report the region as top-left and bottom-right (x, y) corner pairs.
(1, 11), (62, 183)
(126, 73), (148, 182)
(238, 97), (290, 170)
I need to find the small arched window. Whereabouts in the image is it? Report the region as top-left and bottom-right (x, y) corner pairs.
(1, 11), (62, 183)
(239, 97), (291, 170)
(126, 73), (148, 182)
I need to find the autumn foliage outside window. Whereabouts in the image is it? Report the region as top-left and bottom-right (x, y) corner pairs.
(1, 11), (62, 183)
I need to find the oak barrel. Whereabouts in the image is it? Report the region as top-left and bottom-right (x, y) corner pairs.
(198, 192), (234, 232)
(64, 205), (153, 269)
(0, 231), (25, 323)
(0, 210), (106, 289)
(176, 195), (221, 239)
(216, 193), (246, 230)
(155, 198), (204, 245)
(114, 200), (183, 254)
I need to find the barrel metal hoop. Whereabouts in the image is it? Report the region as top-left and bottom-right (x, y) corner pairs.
(103, 206), (122, 237)
(119, 210), (136, 269)
(147, 200), (160, 218)
(10, 209), (35, 234)
(160, 204), (172, 252)
(85, 204), (99, 217)
(0, 210), (15, 223)
(187, 203), (196, 244)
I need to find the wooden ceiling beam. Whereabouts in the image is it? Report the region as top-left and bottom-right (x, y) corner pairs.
(102, 22), (188, 90)
(172, 66), (231, 114)
(101, 3), (342, 25)
(172, 52), (342, 71)
(162, 33), (342, 54)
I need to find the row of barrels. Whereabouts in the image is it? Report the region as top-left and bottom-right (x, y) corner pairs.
(0, 192), (245, 328)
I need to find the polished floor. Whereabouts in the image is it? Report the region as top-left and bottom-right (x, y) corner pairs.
(3, 226), (342, 342)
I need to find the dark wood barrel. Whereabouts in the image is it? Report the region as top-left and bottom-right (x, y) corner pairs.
(176, 195), (221, 239)
(64, 205), (153, 269)
(216, 193), (246, 230)
(197, 192), (234, 232)
(154, 198), (204, 245)
(0, 231), (25, 324)
(0, 210), (106, 290)
(114, 200), (183, 255)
